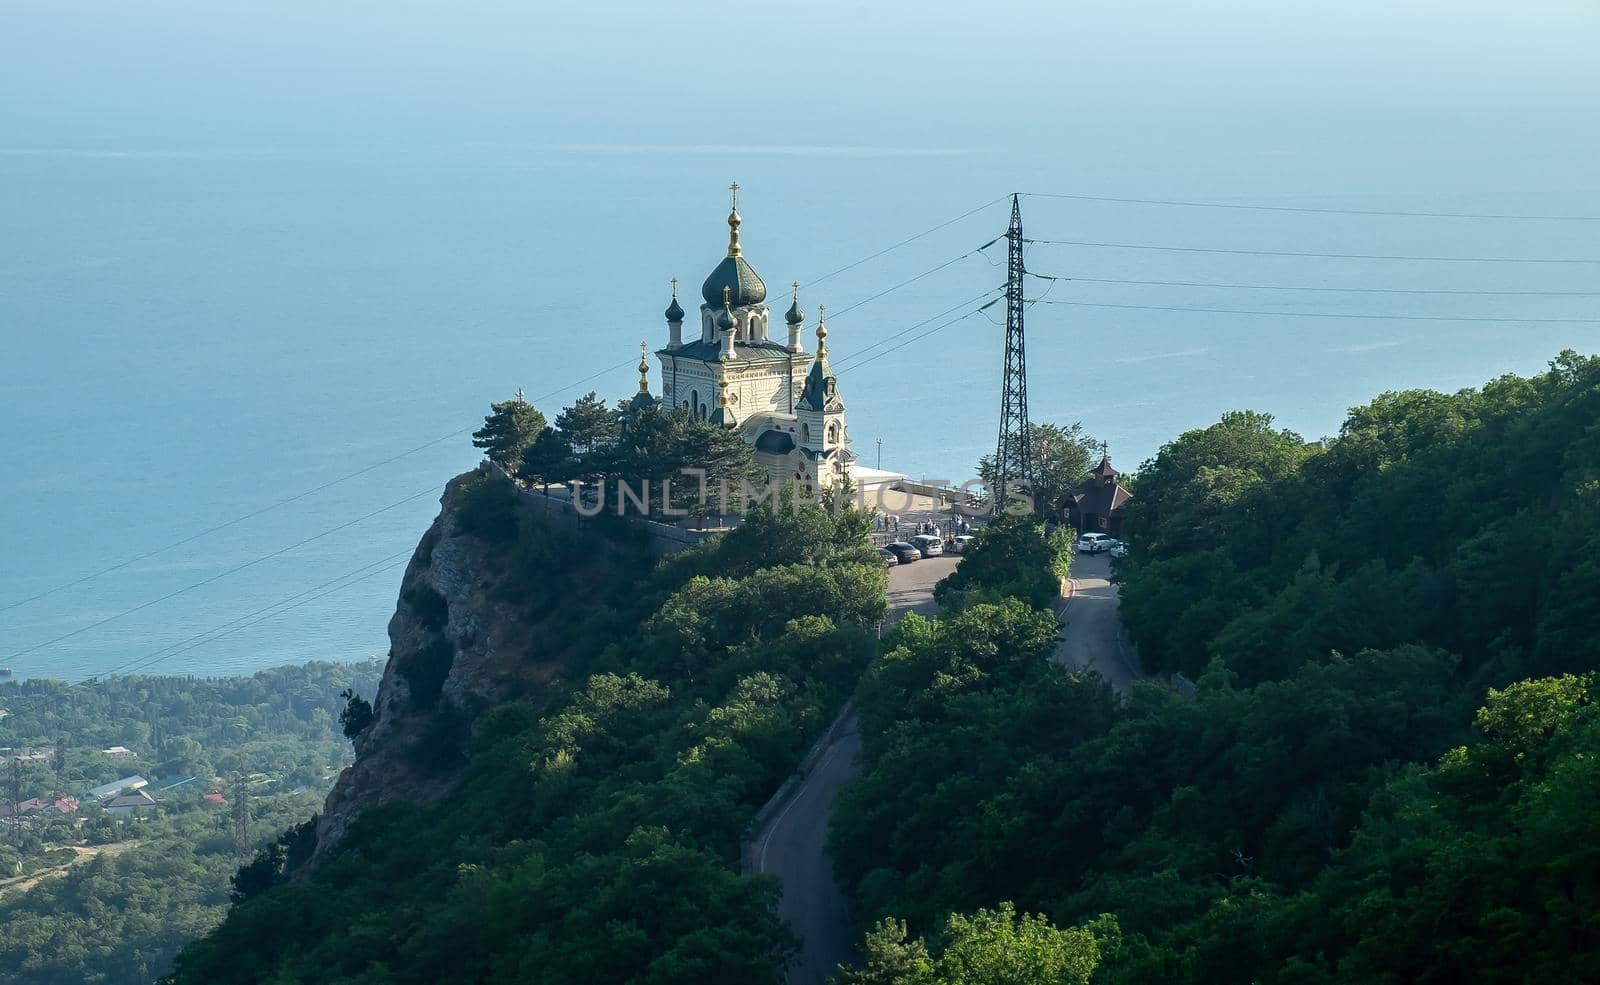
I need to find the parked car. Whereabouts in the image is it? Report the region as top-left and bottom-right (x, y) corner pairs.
(951, 534), (976, 554)
(910, 534), (944, 557)
(1076, 532), (1112, 554)
(878, 547), (900, 566)
(884, 541), (921, 563)
(1109, 541), (1129, 560)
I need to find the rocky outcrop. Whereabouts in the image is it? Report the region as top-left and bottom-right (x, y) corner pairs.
(312, 468), (560, 857)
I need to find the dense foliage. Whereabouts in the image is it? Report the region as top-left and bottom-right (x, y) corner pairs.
(0, 793), (324, 985)
(166, 491), (887, 984)
(511, 396), (758, 517)
(837, 904), (1117, 985)
(0, 661), (382, 800)
(1121, 352), (1600, 688)
(932, 513), (1071, 610)
(0, 661), (377, 985)
(830, 353), (1600, 982)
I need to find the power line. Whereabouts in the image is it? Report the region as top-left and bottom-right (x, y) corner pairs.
(1024, 238), (1600, 265)
(1032, 299), (1600, 324)
(1, 485), (439, 665)
(1026, 271), (1600, 297)
(827, 246), (990, 321)
(804, 196), (1009, 287)
(0, 549), (412, 725)
(835, 298), (1001, 374)
(109, 551), (413, 680)
(831, 288), (1003, 368)
(0, 357), (636, 617)
(1019, 190), (1600, 222)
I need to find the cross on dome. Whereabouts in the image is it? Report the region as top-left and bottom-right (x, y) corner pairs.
(702, 182), (766, 305)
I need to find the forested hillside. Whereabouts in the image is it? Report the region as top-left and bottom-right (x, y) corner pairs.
(1, 662), (381, 790)
(0, 662), (381, 985)
(828, 352), (1600, 983)
(165, 477), (889, 983)
(1121, 351), (1600, 690)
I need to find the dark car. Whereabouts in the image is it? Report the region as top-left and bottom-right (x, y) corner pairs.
(877, 547), (900, 566)
(884, 541), (921, 563)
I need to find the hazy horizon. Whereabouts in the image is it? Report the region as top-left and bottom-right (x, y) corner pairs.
(3, 0), (1597, 682)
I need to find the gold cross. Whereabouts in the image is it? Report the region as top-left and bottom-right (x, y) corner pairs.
(670, 276), (678, 298)
(729, 181), (739, 211)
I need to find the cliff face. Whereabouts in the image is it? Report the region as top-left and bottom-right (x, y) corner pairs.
(313, 468), (560, 856)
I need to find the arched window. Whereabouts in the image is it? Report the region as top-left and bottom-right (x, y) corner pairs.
(690, 389), (699, 417)
(826, 421), (840, 443)
(802, 423), (811, 444)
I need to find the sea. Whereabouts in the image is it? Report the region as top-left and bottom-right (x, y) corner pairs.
(2, 1), (1597, 683)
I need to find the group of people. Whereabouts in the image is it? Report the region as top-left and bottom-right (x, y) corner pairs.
(871, 514), (975, 544)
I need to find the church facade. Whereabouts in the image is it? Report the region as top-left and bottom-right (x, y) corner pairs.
(651, 188), (854, 495)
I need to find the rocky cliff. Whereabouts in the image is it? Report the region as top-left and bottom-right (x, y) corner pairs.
(312, 468), (565, 856)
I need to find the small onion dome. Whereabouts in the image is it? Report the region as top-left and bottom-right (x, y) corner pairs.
(785, 283), (805, 325)
(638, 345), (650, 381)
(716, 288), (737, 333)
(665, 276), (685, 322)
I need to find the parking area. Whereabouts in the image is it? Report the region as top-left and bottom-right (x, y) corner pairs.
(867, 488), (984, 549)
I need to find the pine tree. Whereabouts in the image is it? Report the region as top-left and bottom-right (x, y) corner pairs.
(472, 391), (547, 471)
(555, 391), (621, 455)
(517, 427), (576, 493)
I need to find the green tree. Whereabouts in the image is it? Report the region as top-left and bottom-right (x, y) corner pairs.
(978, 422), (1103, 517)
(556, 391), (622, 455)
(934, 513), (1070, 610)
(935, 903), (1105, 985)
(832, 918), (932, 985)
(471, 392), (547, 471)
(598, 403), (758, 516)
(516, 426), (576, 493)
(338, 688), (374, 740)
(833, 906), (1110, 985)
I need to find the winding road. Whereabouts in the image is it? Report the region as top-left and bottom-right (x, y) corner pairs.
(751, 555), (957, 985)
(1052, 551), (1143, 692)
(751, 548), (1143, 984)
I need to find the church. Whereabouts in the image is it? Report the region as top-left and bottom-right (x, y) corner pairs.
(646, 186), (855, 495)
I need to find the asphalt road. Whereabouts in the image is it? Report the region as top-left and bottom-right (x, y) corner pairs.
(752, 554), (958, 985)
(1053, 551), (1143, 692)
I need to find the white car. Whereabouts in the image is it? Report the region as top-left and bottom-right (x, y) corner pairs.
(951, 534), (976, 554)
(1109, 541), (1129, 559)
(1075, 532), (1112, 554)
(910, 534), (945, 557)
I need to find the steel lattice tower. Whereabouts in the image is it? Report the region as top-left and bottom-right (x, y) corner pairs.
(992, 194), (1031, 514)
